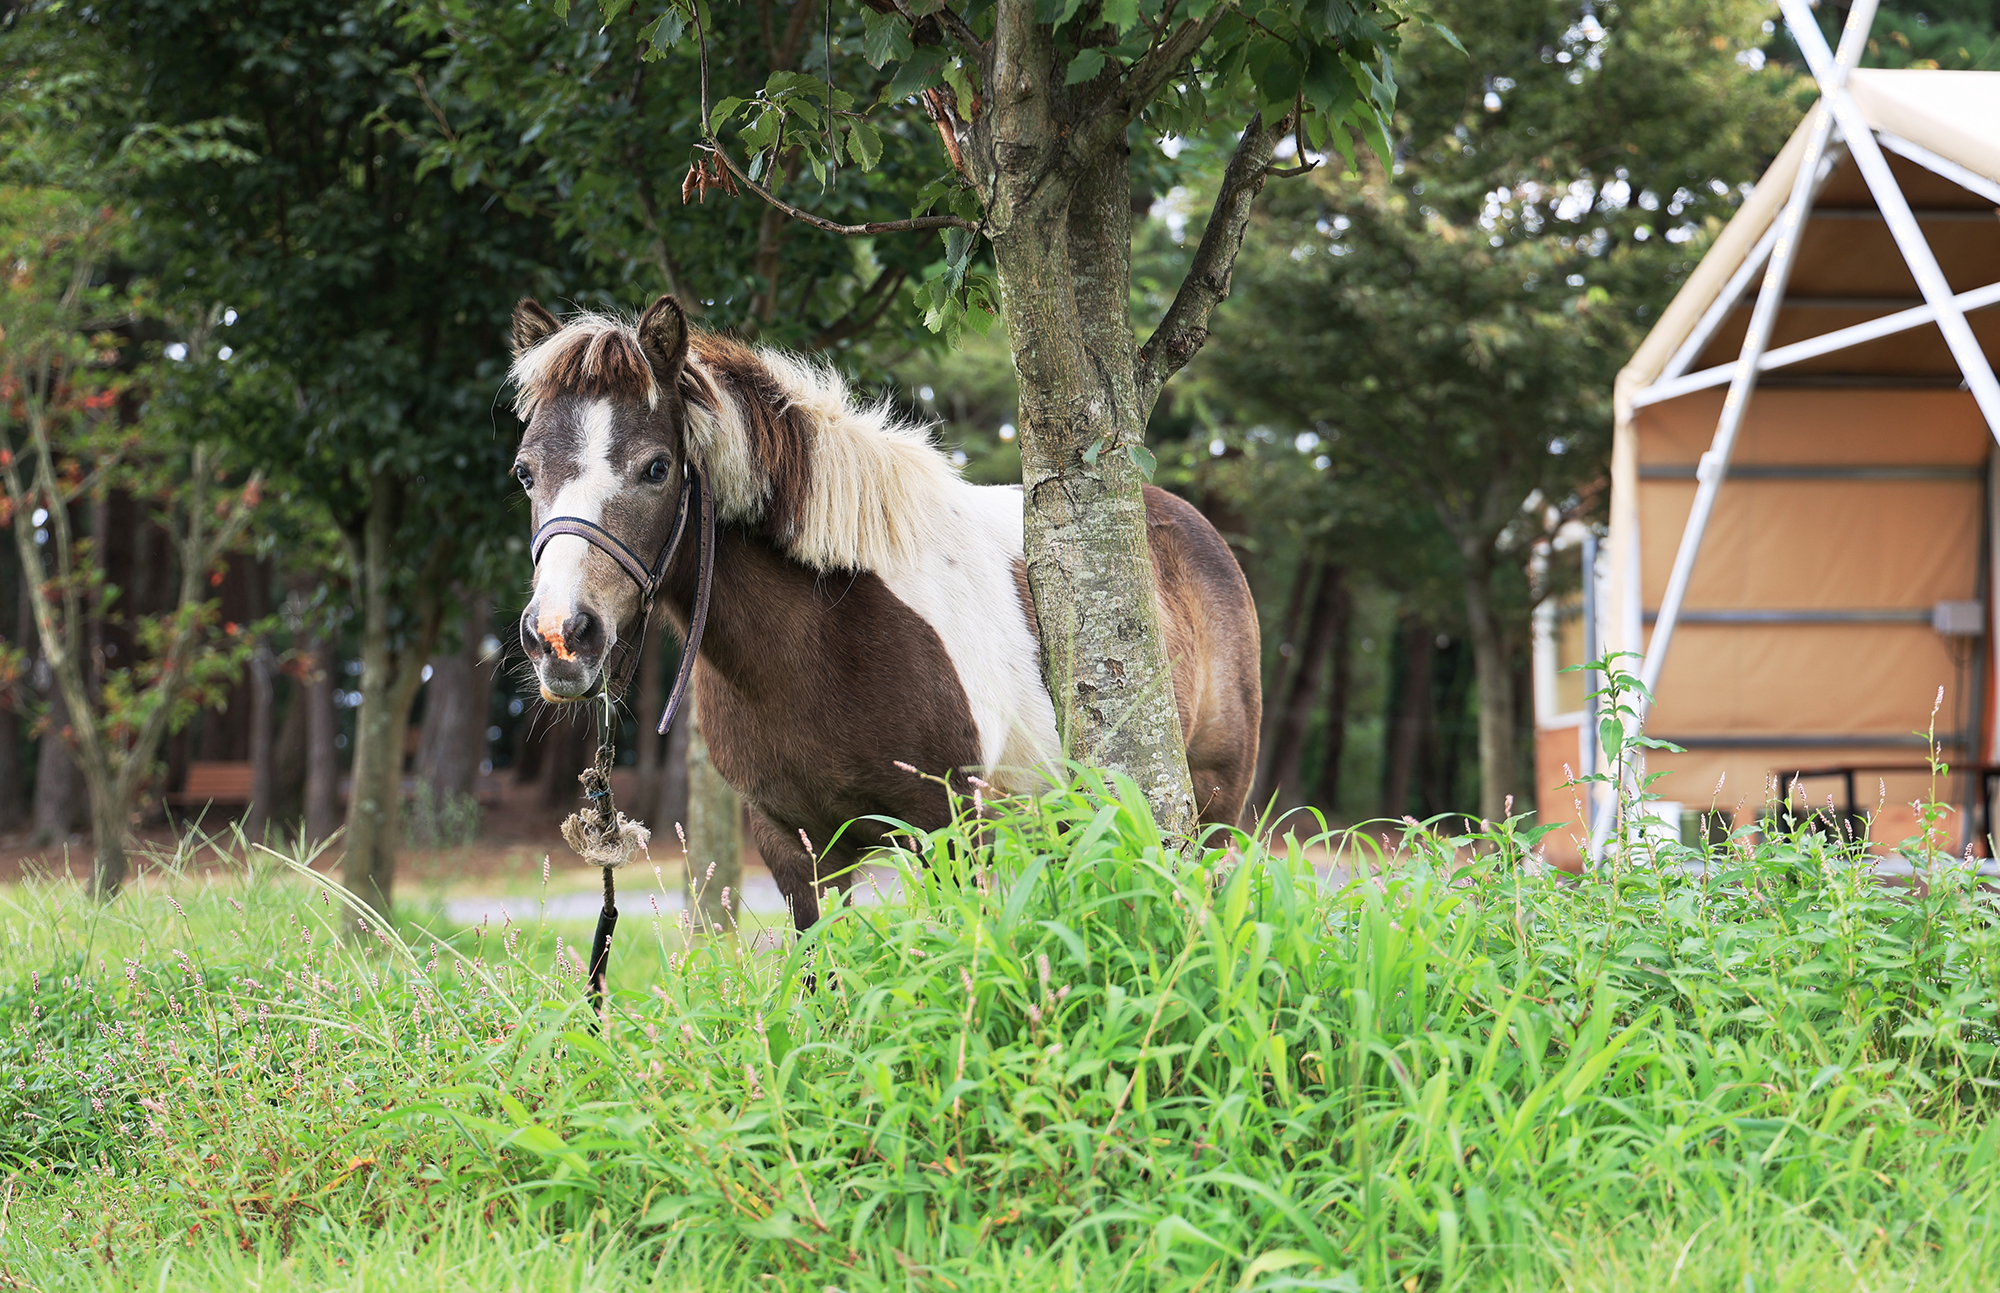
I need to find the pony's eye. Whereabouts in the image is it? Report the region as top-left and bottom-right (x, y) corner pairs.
(645, 458), (672, 483)
(513, 463), (534, 490)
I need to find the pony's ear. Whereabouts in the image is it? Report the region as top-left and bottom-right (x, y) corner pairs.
(636, 295), (690, 385)
(511, 299), (561, 357)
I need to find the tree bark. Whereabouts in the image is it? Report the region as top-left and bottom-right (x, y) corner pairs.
(541, 711), (591, 810)
(979, 20), (1194, 830)
(1313, 595), (1354, 816)
(0, 565), (31, 832)
(340, 474), (444, 925)
(242, 644), (276, 842)
(1381, 617), (1435, 819)
(656, 688), (690, 841)
(266, 662), (309, 831)
(1461, 561), (1516, 824)
(0, 704), (20, 834)
(1257, 563), (1346, 810)
(1257, 557), (1316, 782)
(302, 634), (341, 850)
(32, 686), (85, 845)
(633, 612), (666, 813)
(683, 689), (741, 934)
(417, 591), (493, 800)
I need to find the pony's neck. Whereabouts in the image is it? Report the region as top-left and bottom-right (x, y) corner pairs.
(654, 519), (795, 697)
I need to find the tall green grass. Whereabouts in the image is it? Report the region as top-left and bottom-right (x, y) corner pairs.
(7, 766), (2000, 1290)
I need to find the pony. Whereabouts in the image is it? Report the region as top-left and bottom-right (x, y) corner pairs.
(508, 294), (1260, 929)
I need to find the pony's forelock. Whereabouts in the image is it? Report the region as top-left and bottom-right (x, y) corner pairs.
(510, 312), (660, 421)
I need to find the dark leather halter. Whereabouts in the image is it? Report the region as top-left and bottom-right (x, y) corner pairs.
(528, 461), (715, 737)
(529, 460), (716, 1013)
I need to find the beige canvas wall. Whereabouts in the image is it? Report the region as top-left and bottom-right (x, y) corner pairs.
(1618, 386), (1989, 844)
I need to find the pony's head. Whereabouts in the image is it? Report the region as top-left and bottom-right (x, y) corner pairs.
(509, 294), (693, 701)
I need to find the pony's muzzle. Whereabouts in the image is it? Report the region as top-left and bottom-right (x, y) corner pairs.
(521, 604), (603, 699)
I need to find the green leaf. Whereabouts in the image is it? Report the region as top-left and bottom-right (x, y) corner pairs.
(1101, 0), (1139, 35)
(1302, 44), (1358, 117)
(845, 120), (883, 171)
(1245, 38), (1304, 113)
(1065, 48), (1107, 85)
(1126, 443), (1157, 479)
(708, 96), (744, 134)
(941, 59), (974, 111)
(861, 9), (915, 67)
(882, 49), (945, 104)
(640, 8), (686, 58)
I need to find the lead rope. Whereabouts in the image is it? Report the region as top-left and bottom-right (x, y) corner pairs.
(558, 465), (715, 1018)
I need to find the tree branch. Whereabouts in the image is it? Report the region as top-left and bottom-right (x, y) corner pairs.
(1135, 111), (1293, 415)
(689, 4), (979, 237)
(1112, 9), (1232, 128)
(699, 141), (979, 235)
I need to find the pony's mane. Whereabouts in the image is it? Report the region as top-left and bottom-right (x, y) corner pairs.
(510, 313), (962, 574)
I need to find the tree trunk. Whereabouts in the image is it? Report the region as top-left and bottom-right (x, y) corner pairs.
(0, 565), (29, 832)
(541, 711), (591, 810)
(683, 689), (741, 934)
(1256, 556), (1316, 783)
(32, 686), (85, 846)
(302, 632), (342, 850)
(513, 709), (548, 785)
(633, 613), (666, 812)
(983, 45), (1194, 830)
(1257, 563), (1347, 811)
(242, 645), (276, 842)
(267, 662), (309, 829)
(340, 476), (441, 925)
(1381, 617), (1435, 820)
(1312, 595), (1354, 816)
(417, 591), (492, 800)
(1462, 563), (1516, 824)
(656, 690), (690, 840)
(0, 705), (20, 834)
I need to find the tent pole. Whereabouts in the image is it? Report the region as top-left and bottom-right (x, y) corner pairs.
(1580, 528), (1600, 832)
(1779, 0), (2000, 437)
(1588, 1), (1879, 860)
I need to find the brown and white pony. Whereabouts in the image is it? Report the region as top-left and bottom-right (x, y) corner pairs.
(509, 295), (1260, 930)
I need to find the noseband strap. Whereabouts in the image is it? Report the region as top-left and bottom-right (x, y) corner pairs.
(528, 463), (715, 738)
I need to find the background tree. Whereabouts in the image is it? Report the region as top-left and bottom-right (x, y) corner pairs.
(1201, 0), (1798, 823)
(0, 190), (260, 896)
(585, 0), (1440, 830)
(66, 0), (577, 918)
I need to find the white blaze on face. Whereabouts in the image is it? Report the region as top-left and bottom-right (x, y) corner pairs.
(534, 400), (623, 660)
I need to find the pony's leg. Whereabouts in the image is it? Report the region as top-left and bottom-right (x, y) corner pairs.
(747, 810), (860, 932)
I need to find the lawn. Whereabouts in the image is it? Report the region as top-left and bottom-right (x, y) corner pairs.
(6, 771), (2000, 1291)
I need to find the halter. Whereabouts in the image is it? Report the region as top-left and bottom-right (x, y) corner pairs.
(529, 461), (717, 1012)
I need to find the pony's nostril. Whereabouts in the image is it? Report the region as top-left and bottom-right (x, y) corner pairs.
(520, 611), (544, 659)
(562, 610), (600, 655)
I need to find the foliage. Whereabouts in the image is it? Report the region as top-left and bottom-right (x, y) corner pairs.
(399, 0), (952, 359)
(0, 181), (261, 882)
(576, 0), (1444, 343)
(11, 759), (2000, 1288)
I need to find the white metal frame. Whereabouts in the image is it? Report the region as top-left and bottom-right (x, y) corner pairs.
(1588, 0), (2000, 856)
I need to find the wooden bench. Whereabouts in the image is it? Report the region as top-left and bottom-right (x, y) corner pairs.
(166, 761), (256, 808)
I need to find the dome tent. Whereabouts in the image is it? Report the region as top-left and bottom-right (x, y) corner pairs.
(1533, 3), (2000, 867)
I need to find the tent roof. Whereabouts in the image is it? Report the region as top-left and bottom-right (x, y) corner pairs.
(1623, 69), (2000, 396)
